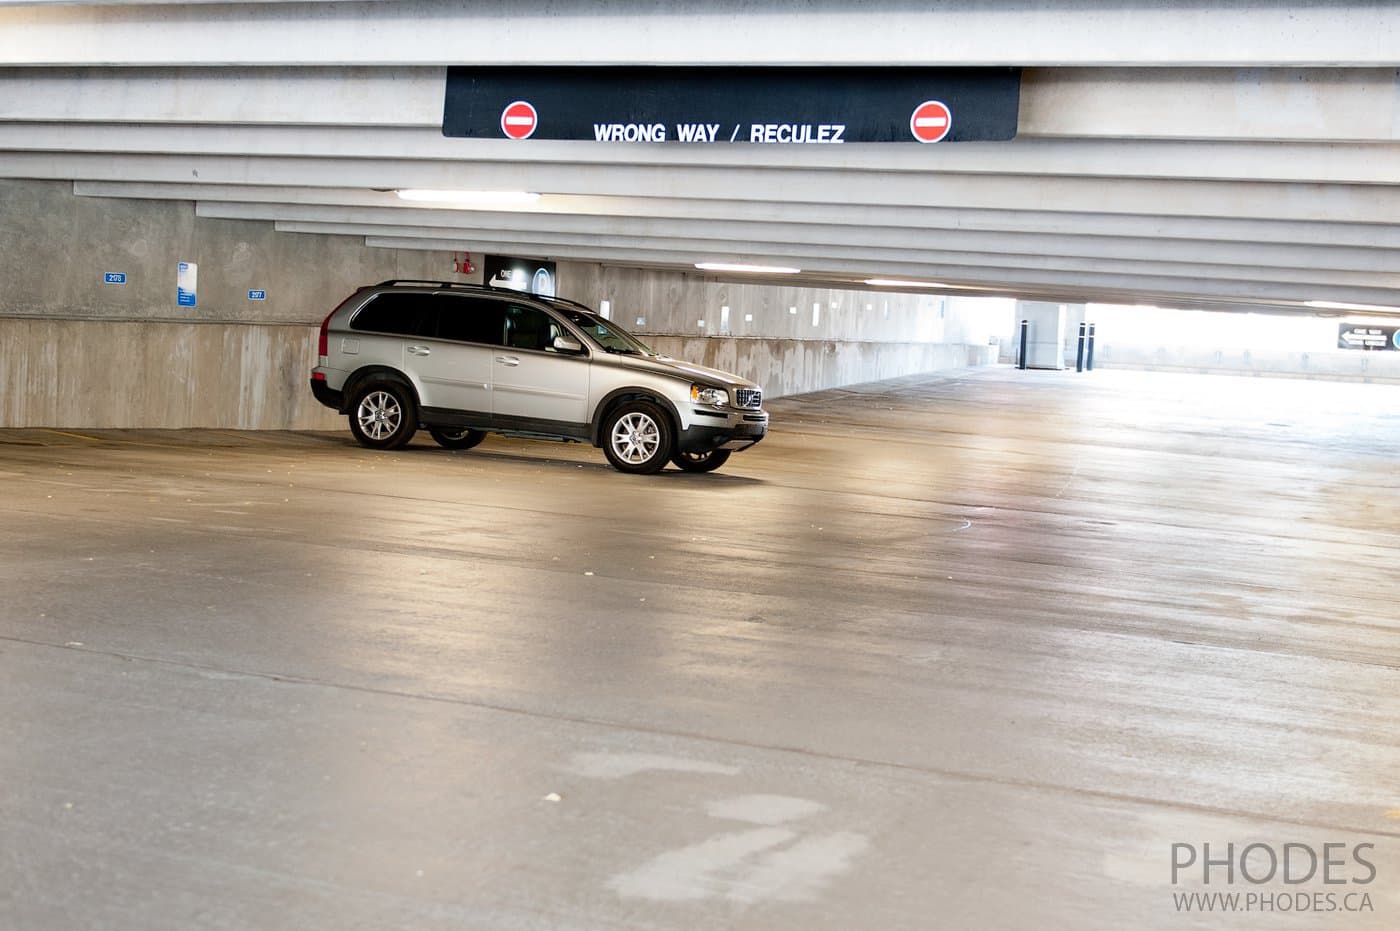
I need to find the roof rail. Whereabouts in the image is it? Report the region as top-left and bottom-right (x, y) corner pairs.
(369, 280), (601, 314)
(374, 279), (502, 290)
(538, 294), (599, 314)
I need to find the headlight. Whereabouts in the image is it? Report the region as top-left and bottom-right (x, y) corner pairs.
(690, 385), (729, 406)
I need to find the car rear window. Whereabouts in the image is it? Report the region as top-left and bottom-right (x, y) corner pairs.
(349, 293), (436, 337)
(351, 292), (511, 346)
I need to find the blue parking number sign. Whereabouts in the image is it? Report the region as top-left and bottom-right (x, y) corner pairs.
(248, 289), (267, 301)
(176, 262), (198, 307)
(104, 272), (127, 284)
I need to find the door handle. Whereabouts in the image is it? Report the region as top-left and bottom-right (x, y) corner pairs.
(495, 356), (520, 367)
(407, 345), (431, 356)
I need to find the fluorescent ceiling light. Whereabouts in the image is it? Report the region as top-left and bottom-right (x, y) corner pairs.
(864, 278), (950, 288)
(395, 189), (540, 206)
(1304, 300), (1400, 313)
(694, 262), (801, 274)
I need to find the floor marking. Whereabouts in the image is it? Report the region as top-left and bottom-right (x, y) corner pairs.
(610, 828), (794, 902)
(609, 824), (870, 904)
(35, 429), (191, 450)
(40, 429), (104, 442)
(566, 751), (740, 780)
(707, 794), (826, 825)
(727, 831), (869, 904)
(608, 785), (868, 904)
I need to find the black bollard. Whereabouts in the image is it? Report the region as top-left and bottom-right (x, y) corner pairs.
(1086, 323), (1097, 371)
(1076, 322), (1087, 372)
(1018, 319), (1029, 370)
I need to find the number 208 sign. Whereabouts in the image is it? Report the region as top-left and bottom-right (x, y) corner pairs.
(444, 66), (1020, 145)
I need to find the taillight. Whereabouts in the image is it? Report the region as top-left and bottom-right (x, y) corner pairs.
(319, 289), (361, 358)
(317, 308), (335, 357)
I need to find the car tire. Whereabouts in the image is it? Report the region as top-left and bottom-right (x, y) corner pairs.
(348, 382), (418, 450)
(671, 449), (732, 473)
(428, 427), (487, 450)
(602, 400), (673, 474)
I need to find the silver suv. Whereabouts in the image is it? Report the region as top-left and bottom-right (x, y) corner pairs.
(309, 280), (768, 474)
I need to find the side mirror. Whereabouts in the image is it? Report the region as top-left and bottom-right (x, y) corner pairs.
(553, 335), (584, 354)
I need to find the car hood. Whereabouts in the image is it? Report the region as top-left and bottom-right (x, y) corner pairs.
(604, 353), (760, 390)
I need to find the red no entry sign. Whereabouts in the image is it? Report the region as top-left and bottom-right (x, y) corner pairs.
(910, 100), (952, 143)
(500, 100), (538, 140)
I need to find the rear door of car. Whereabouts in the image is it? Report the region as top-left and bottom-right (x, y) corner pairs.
(410, 294), (504, 417)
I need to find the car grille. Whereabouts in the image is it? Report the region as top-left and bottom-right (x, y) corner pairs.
(735, 388), (762, 409)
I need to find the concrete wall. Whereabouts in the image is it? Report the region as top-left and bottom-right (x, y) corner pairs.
(1077, 304), (1400, 384)
(0, 179), (993, 428)
(647, 336), (992, 400)
(1091, 344), (1400, 384)
(0, 318), (337, 430)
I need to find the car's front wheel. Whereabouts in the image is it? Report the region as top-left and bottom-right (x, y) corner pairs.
(349, 382), (417, 450)
(602, 401), (673, 474)
(671, 449), (731, 473)
(428, 427), (487, 450)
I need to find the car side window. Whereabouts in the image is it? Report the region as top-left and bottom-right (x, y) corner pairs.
(349, 293), (436, 337)
(503, 304), (562, 352)
(433, 296), (507, 346)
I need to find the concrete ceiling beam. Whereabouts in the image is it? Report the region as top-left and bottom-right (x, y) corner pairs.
(339, 230), (1400, 291)
(3, 2), (1397, 67)
(270, 220), (1400, 308)
(3, 66), (1396, 143)
(185, 199), (1400, 277)
(6, 122), (1400, 185)
(11, 151), (1400, 224)
(73, 181), (1400, 251)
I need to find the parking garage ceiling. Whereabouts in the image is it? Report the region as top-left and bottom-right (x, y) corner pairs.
(1, 0), (1398, 315)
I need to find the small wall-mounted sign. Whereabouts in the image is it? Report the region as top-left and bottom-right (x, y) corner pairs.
(176, 262), (198, 308)
(1338, 324), (1399, 351)
(103, 272), (127, 284)
(484, 255), (557, 296)
(248, 289), (267, 301)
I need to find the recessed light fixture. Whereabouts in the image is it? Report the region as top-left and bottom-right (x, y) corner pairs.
(1304, 300), (1400, 313)
(863, 278), (950, 288)
(695, 262), (801, 274)
(395, 189), (541, 206)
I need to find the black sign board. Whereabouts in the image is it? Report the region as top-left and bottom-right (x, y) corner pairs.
(1337, 324), (1399, 351)
(485, 255), (557, 297)
(443, 67), (1020, 144)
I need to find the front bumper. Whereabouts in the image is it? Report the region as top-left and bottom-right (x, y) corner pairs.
(677, 408), (768, 454)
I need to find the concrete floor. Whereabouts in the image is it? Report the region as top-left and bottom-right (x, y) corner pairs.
(2, 367), (1398, 930)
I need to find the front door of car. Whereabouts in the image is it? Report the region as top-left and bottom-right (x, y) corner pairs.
(491, 303), (590, 430)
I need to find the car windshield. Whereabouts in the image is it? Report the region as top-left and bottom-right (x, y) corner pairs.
(557, 309), (655, 355)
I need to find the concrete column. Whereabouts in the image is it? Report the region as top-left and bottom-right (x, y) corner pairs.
(1018, 301), (1067, 369)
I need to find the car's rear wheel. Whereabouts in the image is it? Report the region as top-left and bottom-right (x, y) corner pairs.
(671, 449), (732, 473)
(428, 427), (487, 450)
(349, 383), (417, 450)
(602, 401), (673, 474)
